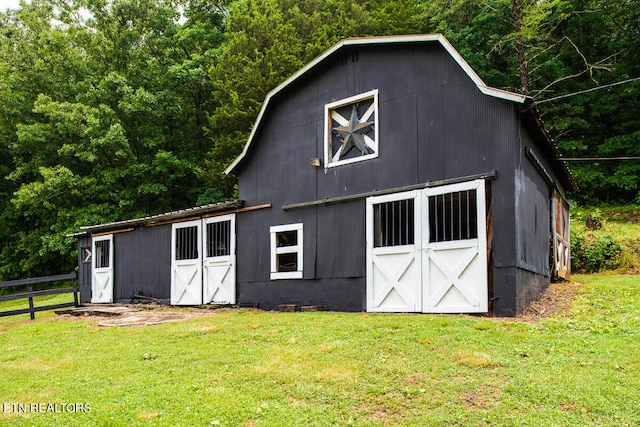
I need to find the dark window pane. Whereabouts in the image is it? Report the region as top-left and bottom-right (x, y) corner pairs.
(207, 220), (231, 257)
(175, 226), (199, 260)
(374, 198), (414, 247)
(95, 240), (110, 268)
(276, 230), (298, 247)
(429, 190), (477, 243)
(276, 253), (298, 272)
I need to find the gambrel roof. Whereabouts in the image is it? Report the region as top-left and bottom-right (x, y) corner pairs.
(225, 34), (577, 191)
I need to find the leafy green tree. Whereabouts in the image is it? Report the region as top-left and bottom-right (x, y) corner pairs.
(533, 0), (640, 203)
(0, 0), (226, 279)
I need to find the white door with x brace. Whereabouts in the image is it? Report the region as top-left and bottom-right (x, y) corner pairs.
(366, 191), (422, 312)
(91, 234), (114, 303)
(171, 220), (203, 305)
(422, 180), (487, 313)
(203, 215), (236, 305)
(366, 179), (488, 313)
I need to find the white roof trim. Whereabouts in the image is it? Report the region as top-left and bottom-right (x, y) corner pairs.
(225, 34), (528, 175)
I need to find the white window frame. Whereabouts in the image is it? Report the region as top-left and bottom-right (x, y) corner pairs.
(324, 89), (379, 168)
(270, 223), (303, 280)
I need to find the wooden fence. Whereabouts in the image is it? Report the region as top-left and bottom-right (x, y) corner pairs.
(0, 272), (79, 320)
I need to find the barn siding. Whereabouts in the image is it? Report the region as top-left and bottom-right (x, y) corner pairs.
(235, 201), (366, 310)
(76, 234), (92, 304)
(514, 155), (552, 276)
(113, 225), (171, 302)
(491, 266), (518, 317)
(238, 277), (364, 312)
(515, 268), (550, 314)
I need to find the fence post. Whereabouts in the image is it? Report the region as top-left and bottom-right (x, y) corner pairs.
(28, 284), (35, 320)
(73, 274), (79, 307)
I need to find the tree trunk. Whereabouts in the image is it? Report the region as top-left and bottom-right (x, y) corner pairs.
(512, 0), (530, 95)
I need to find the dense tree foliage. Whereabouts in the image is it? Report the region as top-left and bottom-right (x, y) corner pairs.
(0, 0), (225, 278)
(537, 0), (640, 204)
(0, 0), (638, 279)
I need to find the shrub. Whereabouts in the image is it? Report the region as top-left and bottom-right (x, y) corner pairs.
(571, 231), (623, 273)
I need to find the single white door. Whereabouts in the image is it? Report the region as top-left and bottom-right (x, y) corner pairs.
(91, 234), (113, 303)
(366, 191), (422, 312)
(203, 215), (236, 304)
(171, 220), (203, 305)
(422, 180), (488, 313)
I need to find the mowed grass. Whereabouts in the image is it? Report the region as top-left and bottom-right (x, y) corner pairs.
(1, 274), (639, 426)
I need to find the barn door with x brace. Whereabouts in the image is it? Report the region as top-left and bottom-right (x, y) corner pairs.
(366, 179), (488, 313)
(91, 234), (114, 303)
(171, 220), (203, 305)
(171, 216), (236, 305)
(366, 190), (422, 312)
(203, 215), (236, 305)
(422, 180), (488, 313)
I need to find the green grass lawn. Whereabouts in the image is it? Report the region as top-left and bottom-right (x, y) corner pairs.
(1, 274), (639, 426)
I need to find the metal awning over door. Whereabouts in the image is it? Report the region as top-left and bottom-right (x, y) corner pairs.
(366, 179), (488, 313)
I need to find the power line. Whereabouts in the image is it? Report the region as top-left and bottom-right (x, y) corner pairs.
(559, 156), (640, 161)
(534, 76), (640, 105)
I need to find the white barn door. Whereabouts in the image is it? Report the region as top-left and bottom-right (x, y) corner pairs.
(91, 234), (113, 303)
(203, 215), (236, 305)
(422, 180), (488, 313)
(171, 220), (203, 305)
(366, 180), (488, 313)
(366, 191), (422, 312)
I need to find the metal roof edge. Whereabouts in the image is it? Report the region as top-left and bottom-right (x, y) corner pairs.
(520, 104), (579, 192)
(224, 34), (527, 175)
(78, 200), (243, 234)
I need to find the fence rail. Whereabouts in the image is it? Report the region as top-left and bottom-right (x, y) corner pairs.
(0, 272), (79, 320)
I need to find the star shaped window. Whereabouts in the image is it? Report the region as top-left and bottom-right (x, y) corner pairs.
(324, 90), (378, 168)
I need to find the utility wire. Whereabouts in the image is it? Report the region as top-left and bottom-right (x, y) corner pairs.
(533, 77), (640, 162)
(559, 156), (640, 161)
(534, 76), (640, 105)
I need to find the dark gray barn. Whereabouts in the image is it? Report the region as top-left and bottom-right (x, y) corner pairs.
(76, 34), (575, 316)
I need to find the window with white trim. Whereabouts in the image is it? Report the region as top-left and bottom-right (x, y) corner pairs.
(270, 223), (303, 280)
(324, 89), (378, 168)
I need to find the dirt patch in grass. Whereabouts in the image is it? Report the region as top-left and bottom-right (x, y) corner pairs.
(460, 385), (502, 412)
(96, 311), (205, 327)
(518, 280), (584, 321)
(53, 304), (211, 327)
(404, 373), (426, 386)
